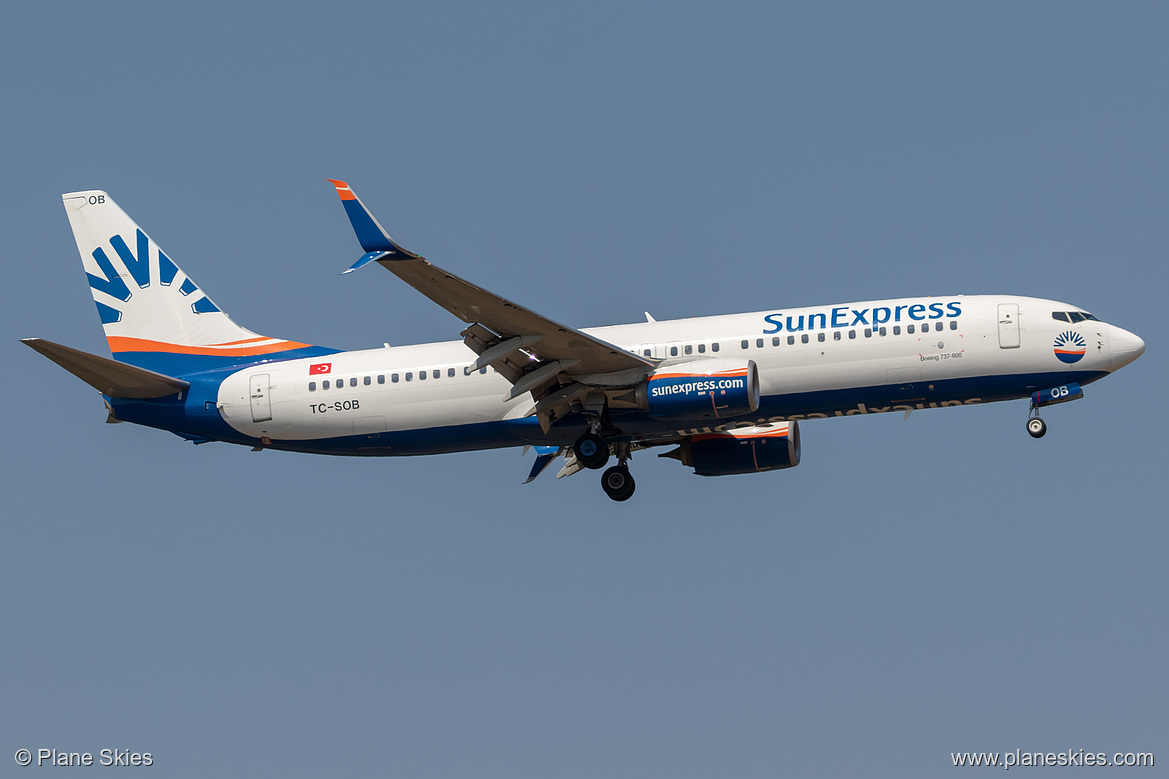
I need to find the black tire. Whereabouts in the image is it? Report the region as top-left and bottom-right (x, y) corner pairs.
(601, 465), (636, 502)
(1027, 417), (1047, 438)
(574, 432), (610, 470)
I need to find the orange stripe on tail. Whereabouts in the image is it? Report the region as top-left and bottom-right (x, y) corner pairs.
(107, 336), (311, 356)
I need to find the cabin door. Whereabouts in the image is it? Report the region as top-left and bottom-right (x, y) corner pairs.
(249, 374), (272, 422)
(997, 303), (1020, 348)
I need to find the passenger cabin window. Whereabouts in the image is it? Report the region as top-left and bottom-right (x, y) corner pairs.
(308, 381), (317, 391)
(787, 335), (795, 345)
(671, 346), (678, 356)
(711, 343), (720, 352)
(448, 368), (456, 377)
(849, 330), (856, 339)
(406, 372), (413, 381)
(698, 344), (706, 353)
(392, 374), (399, 383)
(772, 337), (781, 347)
(907, 324), (915, 334)
(364, 376), (371, 385)
(741, 340), (749, 350)
(949, 320), (957, 330)
(378, 375), (385, 384)
(322, 380), (330, 389)
(350, 378), (357, 387)
(684, 344), (692, 355)
(865, 328), (872, 338)
(833, 331), (841, 341)
(817, 332), (825, 342)
(879, 327), (887, 336)
(935, 321), (944, 331)
(643, 348), (651, 357)
(419, 370), (427, 380)
(756, 338), (764, 348)
(893, 326), (901, 335)
(801, 334), (809, 344)
(433, 369), (440, 379)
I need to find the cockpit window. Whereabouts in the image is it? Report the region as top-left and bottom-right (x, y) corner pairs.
(1053, 311), (1098, 323)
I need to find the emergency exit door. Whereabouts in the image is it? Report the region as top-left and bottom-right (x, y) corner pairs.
(997, 303), (1020, 348)
(249, 374), (272, 422)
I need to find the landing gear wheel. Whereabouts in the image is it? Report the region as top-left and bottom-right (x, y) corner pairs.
(574, 432), (610, 470)
(601, 465), (636, 502)
(1026, 417), (1047, 438)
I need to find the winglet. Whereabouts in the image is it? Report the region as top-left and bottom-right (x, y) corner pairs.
(327, 179), (421, 268)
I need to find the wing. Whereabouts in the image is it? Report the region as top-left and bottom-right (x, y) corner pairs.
(328, 180), (655, 426)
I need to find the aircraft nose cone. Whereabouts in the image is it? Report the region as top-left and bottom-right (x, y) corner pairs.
(1110, 325), (1145, 371)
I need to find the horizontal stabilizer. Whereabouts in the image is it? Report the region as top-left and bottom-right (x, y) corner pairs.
(22, 338), (189, 399)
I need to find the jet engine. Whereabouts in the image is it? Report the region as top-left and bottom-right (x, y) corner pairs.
(661, 422), (801, 476)
(632, 359), (760, 420)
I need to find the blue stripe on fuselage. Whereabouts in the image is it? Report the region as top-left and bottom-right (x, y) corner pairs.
(105, 371), (241, 443)
(118, 368), (1109, 456)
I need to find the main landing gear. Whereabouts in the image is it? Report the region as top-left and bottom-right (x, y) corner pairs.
(601, 465), (636, 502)
(573, 432), (636, 501)
(573, 432), (610, 470)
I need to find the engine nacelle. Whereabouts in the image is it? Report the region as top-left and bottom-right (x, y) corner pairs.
(665, 422), (801, 476)
(634, 359), (760, 420)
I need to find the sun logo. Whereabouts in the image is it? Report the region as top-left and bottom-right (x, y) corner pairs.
(1053, 330), (1087, 364)
(86, 229), (220, 325)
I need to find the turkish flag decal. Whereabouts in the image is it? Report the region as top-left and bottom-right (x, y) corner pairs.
(309, 363), (332, 375)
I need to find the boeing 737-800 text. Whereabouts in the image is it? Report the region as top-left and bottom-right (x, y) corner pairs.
(23, 182), (1145, 501)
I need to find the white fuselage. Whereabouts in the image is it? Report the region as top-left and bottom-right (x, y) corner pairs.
(213, 295), (1132, 454)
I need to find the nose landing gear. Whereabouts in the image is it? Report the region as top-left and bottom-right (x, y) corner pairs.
(1026, 383), (1083, 439)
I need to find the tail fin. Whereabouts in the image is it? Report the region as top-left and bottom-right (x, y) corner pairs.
(62, 190), (334, 374)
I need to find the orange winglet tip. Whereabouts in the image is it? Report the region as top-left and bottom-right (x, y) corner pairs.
(327, 179), (356, 200)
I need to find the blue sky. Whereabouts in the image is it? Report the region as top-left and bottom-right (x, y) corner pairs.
(2, 2), (1165, 776)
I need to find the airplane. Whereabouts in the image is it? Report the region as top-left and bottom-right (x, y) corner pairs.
(23, 183), (1145, 501)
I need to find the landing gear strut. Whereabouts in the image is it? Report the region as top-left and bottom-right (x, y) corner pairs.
(1027, 398), (1047, 438)
(573, 432), (610, 470)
